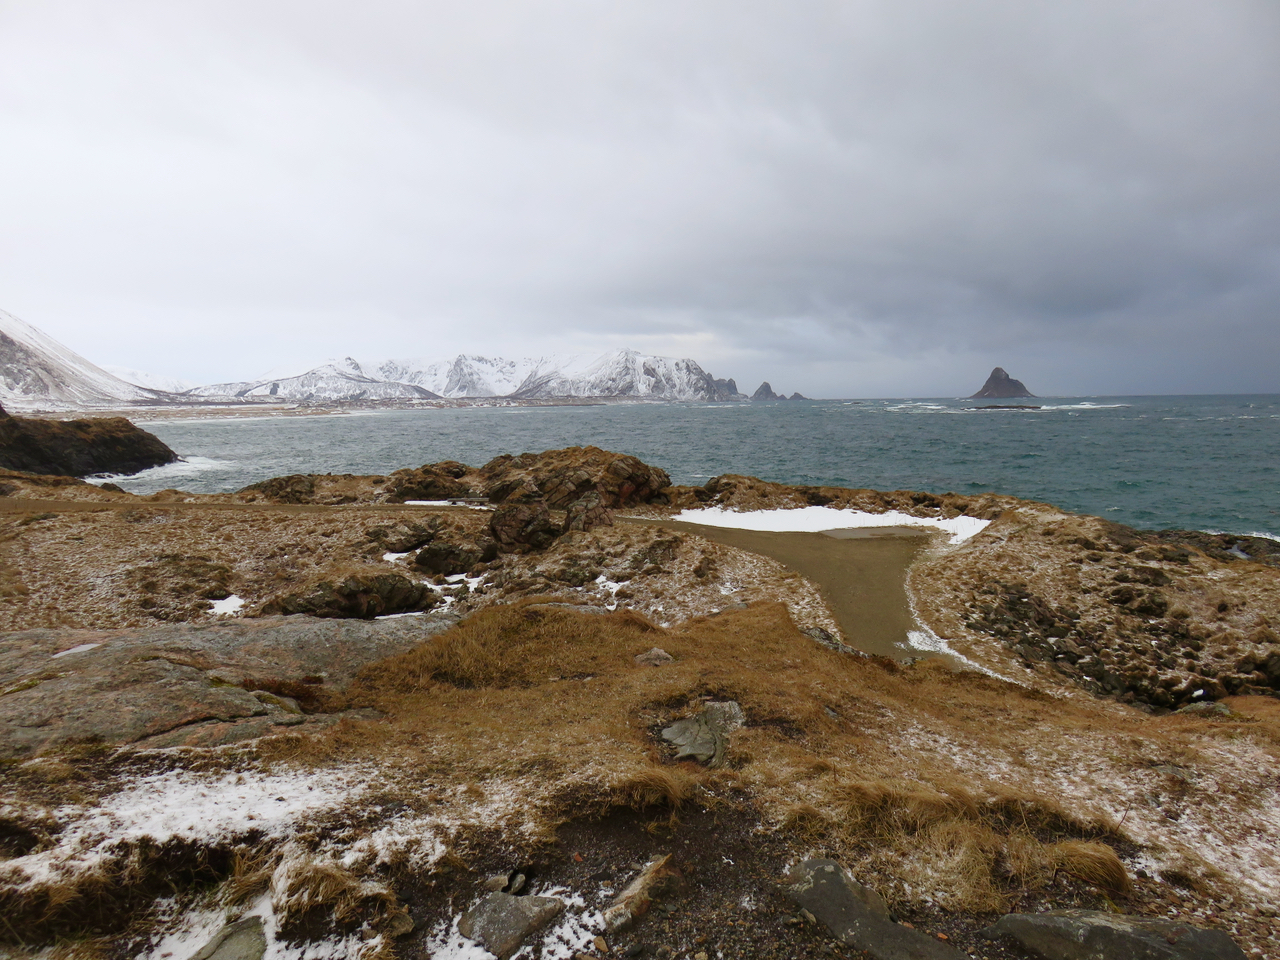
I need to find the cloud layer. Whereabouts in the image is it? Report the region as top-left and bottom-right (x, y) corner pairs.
(2, 1), (1278, 396)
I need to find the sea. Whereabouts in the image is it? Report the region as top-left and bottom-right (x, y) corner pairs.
(109, 394), (1280, 540)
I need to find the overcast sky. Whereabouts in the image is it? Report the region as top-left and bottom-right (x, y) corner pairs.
(2, 1), (1278, 397)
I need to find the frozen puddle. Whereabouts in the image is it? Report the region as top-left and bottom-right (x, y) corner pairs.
(674, 505), (990, 544)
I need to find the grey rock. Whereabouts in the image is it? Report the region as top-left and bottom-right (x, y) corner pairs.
(458, 892), (564, 960)
(0, 613), (457, 758)
(783, 859), (964, 960)
(661, 700), (744, 767)
(982, 909), (1246, 960)
(190, 916), (266, 960)
(635, 647), (674, 667)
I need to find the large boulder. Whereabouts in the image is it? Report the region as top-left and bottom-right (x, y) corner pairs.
(782, 859), (965, 960)
(0, 404), (177, 477)
(982, 909), (1246, 960)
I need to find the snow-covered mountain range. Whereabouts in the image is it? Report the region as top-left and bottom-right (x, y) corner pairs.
(187, 350), (744, 403)
(0, 309), (751, 408)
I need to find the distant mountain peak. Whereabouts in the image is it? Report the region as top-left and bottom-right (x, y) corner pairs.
(971, 367), (1034, 399)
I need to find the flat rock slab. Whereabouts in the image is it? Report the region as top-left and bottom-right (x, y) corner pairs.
(458, 892), (564, 960)
(783, 859), (965, 960)
(983, 909), (1247, 960)
(191, 916), (266, 960)
(0, 613), (457, 757)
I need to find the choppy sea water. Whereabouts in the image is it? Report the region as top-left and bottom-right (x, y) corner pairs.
(111, 395), (1280, 539)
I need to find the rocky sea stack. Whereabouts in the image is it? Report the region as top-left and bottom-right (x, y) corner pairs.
(970, 366), (1034, 399)
(0, 403), (177, 477)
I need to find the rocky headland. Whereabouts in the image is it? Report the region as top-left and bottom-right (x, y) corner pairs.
(0, 403), (177, 477)
(0, 447), (1276, 960)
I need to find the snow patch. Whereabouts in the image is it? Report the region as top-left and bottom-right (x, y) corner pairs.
(209, 595), (245, 616)
(50, 642), (102, 659)
(675, 505), (991, 543)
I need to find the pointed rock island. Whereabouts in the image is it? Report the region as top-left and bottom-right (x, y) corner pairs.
(970, 367), (1034, 399)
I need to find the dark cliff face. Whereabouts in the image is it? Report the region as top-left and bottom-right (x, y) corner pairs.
(970, 367), (1034, 399)
(0, 405), (177, 477)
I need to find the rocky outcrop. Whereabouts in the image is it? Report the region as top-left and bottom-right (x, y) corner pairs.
(752, 382), (782, 400)
(260, 572), (436, 619)
(477, 446), (672, 508)
(970, 367), (1034, 399)
(413, 539), (498, 575)
(0, 404), (177, 477)
(0, 613), (457, 757)
(982, 909), (1246, 960)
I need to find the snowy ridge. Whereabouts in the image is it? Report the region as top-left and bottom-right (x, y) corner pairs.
(102, 366), (198, 394)
(187, 349), (744, 402)
(0, 309), (169, 409)
(187, 357), (440, 402)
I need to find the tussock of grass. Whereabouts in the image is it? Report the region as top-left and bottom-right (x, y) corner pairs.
(609, 765), (702, 811)
(1050, 840), (1132, 896)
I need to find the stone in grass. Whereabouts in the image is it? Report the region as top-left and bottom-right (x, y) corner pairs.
(982, 909), (1247, 960)
(190, 916), (266, 960)
(635, 647), (674, 667)
(782, 859), (965, 960)
(661, 701), (744, 767)
(458, 892), (564, 960)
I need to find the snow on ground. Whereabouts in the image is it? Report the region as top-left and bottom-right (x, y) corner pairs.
(50, 641), (102, 659)
(139, 893), (380, 960)
(675, 505), (990, 543)
(404, 500), (493, 510)
(4, 767), (363, 887)
(210, 594), (246, 616)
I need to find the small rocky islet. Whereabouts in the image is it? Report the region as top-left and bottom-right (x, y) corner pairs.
(0, 433), (1276, 959)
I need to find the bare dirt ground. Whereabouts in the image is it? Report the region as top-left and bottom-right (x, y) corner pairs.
(1, 461), (1278, 959)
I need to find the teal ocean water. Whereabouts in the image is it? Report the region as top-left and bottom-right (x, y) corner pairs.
(114, 395), (1280, 539)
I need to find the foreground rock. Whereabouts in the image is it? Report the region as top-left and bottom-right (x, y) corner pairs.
(982, 909), (1247, 960)
(970, 366), (1034, 399)
(784, 859), (965, 960)
(458, 892), (564, 959)
(0, 613), (457, 757)
(0, 403), (177, 477)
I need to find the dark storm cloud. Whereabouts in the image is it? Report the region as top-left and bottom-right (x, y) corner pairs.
(1, 1), (1277, 396)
